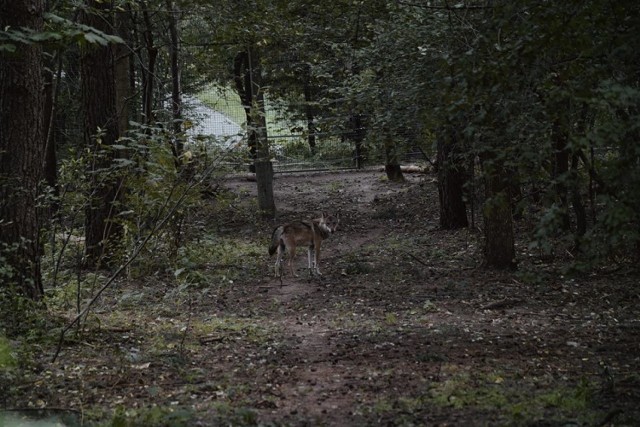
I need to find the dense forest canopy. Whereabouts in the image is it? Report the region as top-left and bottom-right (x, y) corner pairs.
(1, 0), (639, 422)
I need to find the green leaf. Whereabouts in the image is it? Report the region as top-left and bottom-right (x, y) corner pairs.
(0, 43), (16, 52)
(84, 32), (108, 45)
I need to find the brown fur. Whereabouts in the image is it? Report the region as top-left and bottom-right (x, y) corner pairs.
(269, 213), (339, 278)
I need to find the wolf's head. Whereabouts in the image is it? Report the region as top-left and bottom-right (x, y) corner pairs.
(318, 212), (340, 235)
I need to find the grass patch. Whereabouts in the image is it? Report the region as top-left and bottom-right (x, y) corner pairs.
(192, 316), (276, 346)
(426, 370), (598, 423)
(195, 84), (305, 137)
(196, 85), (245, 127)
(174, 235), (264, 288)
(361, 368), (600, 424)
(105, 405), (195, 427)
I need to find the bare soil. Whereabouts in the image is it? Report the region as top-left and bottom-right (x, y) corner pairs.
(6, 169), (640, 426)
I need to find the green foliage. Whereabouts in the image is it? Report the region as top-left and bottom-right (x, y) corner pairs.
(40, 119), (223, 319)
(0, 242), (18, 287)
(0, 243), (49, 337)
(0, 335), (15, 368)
(45, 13), (124, 47)
(423, 370), (597, 423)
(108, 405), (195, 427)
(0, 12), (124, 52)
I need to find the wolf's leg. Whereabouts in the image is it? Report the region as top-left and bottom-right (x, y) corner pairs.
(307, 247), (314, 276)
(275, 245), (284, 277)
(314, 243), (322, 275)
(288, 246), (298, 277)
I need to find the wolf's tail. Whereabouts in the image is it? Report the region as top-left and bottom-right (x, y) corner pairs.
(268, 225), (284, 255)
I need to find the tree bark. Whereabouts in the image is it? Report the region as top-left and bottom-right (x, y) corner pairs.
(0, 0), (45, 299)
(234, 46), (275, 216)
(114, 7), (132, 135)
(42, 59), (58, 194)
(303, 65), (316, 155)
(482, 158), (516, 269)
(80, 0), (123, 266)
(436, 126), (468, 229)
(551, 117), (571, 230)
(234, 50), (257, 171)
(255, 161), (276, 217)
(140, 5), (158, 124)
(571, 154), (587, 248)
(166, 1), (182, 140)
(347, 113), (367, 168)
(384, 136), (405, 183)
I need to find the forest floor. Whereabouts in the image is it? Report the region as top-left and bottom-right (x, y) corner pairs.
(5, 168), (640, 426)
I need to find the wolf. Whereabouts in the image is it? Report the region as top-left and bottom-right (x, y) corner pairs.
(268, 212), (339, 278)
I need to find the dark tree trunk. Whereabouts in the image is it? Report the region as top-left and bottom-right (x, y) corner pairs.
(80, 0), (123, 265)
(436, 127), (468, 229)
(0, 0), (45, 299)
(571, 154), (587, 248)
(551, 117), (571, 230)
(482, 158), (516, 269)
(141, 6), (158, 124)
(255, 161), (276, 217)
(385, 164), (404, 182)
(42, 61), (58, 193)
(347, 113), (366, 168)
(234, 47), (275, 216)
(114, 7), (132, 135)
(166, 1), (182, 141)
(234, 50), (257, 172)
(384, 132), (405, 182)
(303, 65), (316, 155)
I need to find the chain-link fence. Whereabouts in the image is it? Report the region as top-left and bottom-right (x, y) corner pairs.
(186, 87), (430, 174)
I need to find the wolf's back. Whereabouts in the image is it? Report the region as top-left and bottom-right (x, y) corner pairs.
(268, 225), (284, 255)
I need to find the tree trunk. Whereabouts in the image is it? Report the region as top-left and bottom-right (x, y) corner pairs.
(0, 0), (45, 299)
(80, 0), (123, 266)
(482, 159), (516, 269)
(141, 5), (158, 124)
(303, 65), (316, 155)
(436, 127), (468, 229)
(166, 1), (182, 144)
(384, 133), (405, 183)
(114, 7), (132, 135)
(234, 46), (275, 216)
(571, 154), (587, 249)
(42, 60), (58, 194)
(234, 50), (257, 172)
(347, 113), (366, 168)
(551, 116), (571, 230)
(255, 161), (276, 217)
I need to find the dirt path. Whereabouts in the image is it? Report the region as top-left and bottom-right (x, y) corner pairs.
(208, 169), (640, 425)
(11, 169), (640, 426)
